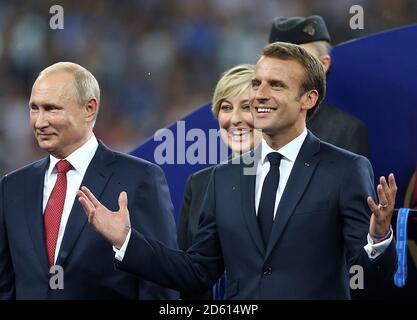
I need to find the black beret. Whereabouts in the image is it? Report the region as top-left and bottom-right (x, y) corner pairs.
(268, 15), (331, 44)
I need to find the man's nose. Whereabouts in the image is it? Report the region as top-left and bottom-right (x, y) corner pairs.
(254, 83), (270, 103)
(34, 110), (49, 129)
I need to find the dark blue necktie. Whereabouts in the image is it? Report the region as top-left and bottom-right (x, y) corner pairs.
(258, 152), (282, 246)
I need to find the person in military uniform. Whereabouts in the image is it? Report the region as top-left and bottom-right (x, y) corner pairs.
(269, 15), (369, 157)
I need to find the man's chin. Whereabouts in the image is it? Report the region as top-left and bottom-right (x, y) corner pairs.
(253, 124), (272, 134)
(37, 141), (56, 152)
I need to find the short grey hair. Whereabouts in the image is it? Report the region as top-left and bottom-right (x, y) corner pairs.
(38, 62), (100, 110)
(310, 41), (332, 57)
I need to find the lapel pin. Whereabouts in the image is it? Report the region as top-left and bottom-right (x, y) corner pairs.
(304, 162), (310, 167)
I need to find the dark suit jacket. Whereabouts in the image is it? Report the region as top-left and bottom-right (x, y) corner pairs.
(0, 141), (178, 299)
(178, 166), (215, 299)
(178, 166), (214, 252)
(308, 103), (369, 157)
(117, 132), (396, 299)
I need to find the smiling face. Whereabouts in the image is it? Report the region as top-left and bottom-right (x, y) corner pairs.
(218, 88), (260, 155)
(249, 56), (318, 148)
(29, 71), (96, 159)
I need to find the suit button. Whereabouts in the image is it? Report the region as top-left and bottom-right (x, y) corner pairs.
(263, 267), (272, 275)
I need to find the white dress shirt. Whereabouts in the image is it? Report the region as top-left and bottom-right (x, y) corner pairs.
(255, 129), (308, 218)
(115, 128), (392, 261)
(43, 134), (98, 264)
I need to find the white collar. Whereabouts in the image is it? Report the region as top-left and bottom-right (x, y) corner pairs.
(47, 134), (99, 177)
(260, 128), (308, 164)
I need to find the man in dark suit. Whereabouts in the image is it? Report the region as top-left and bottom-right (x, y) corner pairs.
(78, 43), (397, 299)
(269, 15), (369, 157)
(0, 62), (178, 299)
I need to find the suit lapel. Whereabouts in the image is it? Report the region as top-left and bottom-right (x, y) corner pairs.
(56, 142), (116, 267)
(265, 132), (321, 259)
(240, 147), (265, 256)
(25, 158), (50, 270)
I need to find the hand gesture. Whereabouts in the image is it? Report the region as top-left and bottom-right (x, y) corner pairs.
(77, 186), (131, 249)
(367, 173), (397, 243)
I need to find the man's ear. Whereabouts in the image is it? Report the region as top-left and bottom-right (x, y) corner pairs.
(85, 98), (98, 123)
(301, 90), (319, 112)
(320, 54), (331, 73)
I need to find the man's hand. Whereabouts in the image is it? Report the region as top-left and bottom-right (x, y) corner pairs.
(367, 173), (397, 243)
(77, 186), (131, 249)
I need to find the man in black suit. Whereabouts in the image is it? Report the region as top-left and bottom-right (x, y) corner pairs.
(0, 62), (178, 299)
(269, 15), (369, 157)
(78, 43), (397, 299)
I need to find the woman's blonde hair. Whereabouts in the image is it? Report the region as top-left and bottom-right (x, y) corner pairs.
(212, 64), (254, 117)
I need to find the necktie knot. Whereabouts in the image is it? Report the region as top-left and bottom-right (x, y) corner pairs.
(56, 160), (72, 174)
(267, 152), (282, 166)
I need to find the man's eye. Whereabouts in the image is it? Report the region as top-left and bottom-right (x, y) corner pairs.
(251, 80), (260, 88)
(45, 106), (61, 112)
(271, 81), (285, 89)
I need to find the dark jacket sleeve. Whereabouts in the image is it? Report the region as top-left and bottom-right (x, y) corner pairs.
(131, 164), (179, 299)
(0, 177), (16, 299)
(177, 175), (193, 251)
(340, 156), (397, 287)
(118, 169), (224, 295)
(177, 172), (215, 299)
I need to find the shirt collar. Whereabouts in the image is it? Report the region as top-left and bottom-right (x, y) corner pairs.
(47, 134), (99, 178)
(261, 128), (308, 164)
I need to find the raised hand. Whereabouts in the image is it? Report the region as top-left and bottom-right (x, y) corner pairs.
(367, 173), (397, 243)
(77, 186), (131, 249)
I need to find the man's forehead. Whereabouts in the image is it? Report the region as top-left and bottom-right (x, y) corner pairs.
(32, 72), (74, 93)
(30, 72), (76, 102)
(34, 71), (73, 87)
(254, 56), (303, 80)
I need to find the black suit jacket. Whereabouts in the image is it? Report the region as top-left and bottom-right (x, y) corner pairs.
(308, 103), (369, 157)
(178, 166), (215, 252)
(0, 141), (178, 299)
(178, 166), (215, 299)
(117, 132), (396, 299)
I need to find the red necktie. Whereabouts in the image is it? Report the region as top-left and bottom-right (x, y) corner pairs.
(44, 160), (72, 267)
